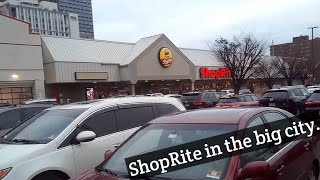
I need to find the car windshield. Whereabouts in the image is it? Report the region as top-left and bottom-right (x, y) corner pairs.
(263, 91), (288, 99)
(219, 97), (238, 103)
(103, 123), (237, 179)
(2, 108), (86, 144)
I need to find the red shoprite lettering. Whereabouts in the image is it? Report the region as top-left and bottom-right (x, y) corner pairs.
(200, 67), (231, 79)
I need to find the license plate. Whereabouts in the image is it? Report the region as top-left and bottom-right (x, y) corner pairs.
(269, 103), (276, 107)
(184, 104), (189, 107)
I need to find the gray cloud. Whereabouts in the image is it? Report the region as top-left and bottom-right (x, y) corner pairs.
(92, 0), (320, 49)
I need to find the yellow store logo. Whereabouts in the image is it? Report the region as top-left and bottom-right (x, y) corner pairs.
(159, 47), (173, 68)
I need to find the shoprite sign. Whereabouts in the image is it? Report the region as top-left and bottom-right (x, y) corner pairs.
(200, 67), (231, 79)
(158, 47), (173, 68)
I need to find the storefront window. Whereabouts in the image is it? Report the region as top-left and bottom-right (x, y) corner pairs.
(0, 87), (33, 104)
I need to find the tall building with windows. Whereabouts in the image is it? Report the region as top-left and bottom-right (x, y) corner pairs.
(270, 35), (320, 61)
(0, 0), (80, 38)
(57, 0), (94, 39)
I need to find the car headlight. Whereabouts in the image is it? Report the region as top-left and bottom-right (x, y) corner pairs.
(0, 168), (11, 179)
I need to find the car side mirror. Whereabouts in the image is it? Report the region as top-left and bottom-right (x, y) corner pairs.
(76, 131), (96, 143)
(104, 150), (113, 159)
(237, 161), (271, 180)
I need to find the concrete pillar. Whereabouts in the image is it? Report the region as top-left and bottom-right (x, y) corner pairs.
(131, 84), (136, 95)
(33, 79), (45, 99)
(191, 81), (195, 91)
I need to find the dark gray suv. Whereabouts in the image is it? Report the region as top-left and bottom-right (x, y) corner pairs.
(181, 91), (220, 109)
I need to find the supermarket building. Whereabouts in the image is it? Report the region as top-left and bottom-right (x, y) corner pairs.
(41, 34), (237, 102)
(1, 13), (269, 104)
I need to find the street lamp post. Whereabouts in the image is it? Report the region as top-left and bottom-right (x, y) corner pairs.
(308, 26), (319, 84)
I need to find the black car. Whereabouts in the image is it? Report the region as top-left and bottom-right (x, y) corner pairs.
(0, 105), (53, 136)
(259, 86), (310, 115)
(0, 102), (14, 108)
(304, 90), (320, 119)
(180, 91), (220, 109)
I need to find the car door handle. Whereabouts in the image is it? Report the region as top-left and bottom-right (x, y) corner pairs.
(113, 143), (121, 148)
(277, 165), (285, 175)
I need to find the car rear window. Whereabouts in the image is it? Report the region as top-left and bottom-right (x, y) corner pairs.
(219, 97), (238, 103)
(262, 91), (288, 99)
(309, 92), (320, 101)
(181, 93), (201, 101)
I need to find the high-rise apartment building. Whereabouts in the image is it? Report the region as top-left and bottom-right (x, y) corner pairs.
(57, 0), (94, 39)
(270, 35), (320, 61)
(39, 0), (94, 39)
(0, 0), (80, 38)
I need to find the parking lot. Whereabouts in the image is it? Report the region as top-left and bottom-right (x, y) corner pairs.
(0, 85), (319, 180)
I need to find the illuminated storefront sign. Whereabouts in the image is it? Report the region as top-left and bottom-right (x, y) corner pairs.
(200, 67), (231, 79)
(158, 47), (173, 68)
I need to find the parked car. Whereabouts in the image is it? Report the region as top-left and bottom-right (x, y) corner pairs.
(164, 94), (182, 99)
(220, 89), (235, 96)
(0, 104), (53, 136)
(307, 86), (320, 94)
(22, 99), (58, 105)
(0, 96), (185, 180)
(304, 89), (320, 119)
(280, 85), (307, 89)
(181, 91), (220, 109)
(75, 107), (320, 180)
(0, 103), (14, 108)
(145, 93), (164, 97)
(259, 86), (310, 115)
(215, 94), (259, 108)
(239, 89), (253, 95)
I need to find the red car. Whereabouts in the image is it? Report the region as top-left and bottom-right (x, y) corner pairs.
(304, 89), (320, 119)
(75, 107), (320, 180)
(216, 94), (260, 108)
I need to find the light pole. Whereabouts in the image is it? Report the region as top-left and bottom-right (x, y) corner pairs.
(308, 26), (319, 84)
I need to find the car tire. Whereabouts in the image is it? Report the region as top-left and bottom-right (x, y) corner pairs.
(308, 163), (319, 180)
(33, 173), (67, 180)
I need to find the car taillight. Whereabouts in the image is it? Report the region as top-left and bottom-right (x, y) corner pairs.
(305, 101), (320, 105)
(231, 104), (240, 108)
(193, 100), (204, 105)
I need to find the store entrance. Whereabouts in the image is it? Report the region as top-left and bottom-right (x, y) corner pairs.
(135, 79), (192, 95)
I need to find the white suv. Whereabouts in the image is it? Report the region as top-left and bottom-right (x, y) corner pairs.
(0, 96), (185, 180)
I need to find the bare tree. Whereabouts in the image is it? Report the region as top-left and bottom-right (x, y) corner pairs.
(255, 57), (281, 89)
(208, 32), (268, 94)
(297, 60), (310, 85)
(274, 56), (307, 86)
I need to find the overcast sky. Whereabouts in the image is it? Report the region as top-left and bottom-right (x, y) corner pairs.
(92, 0), (320, 49)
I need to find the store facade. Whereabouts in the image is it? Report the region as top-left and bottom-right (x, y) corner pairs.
(41, 34), (236, 103)
(0, 14), (45, 104)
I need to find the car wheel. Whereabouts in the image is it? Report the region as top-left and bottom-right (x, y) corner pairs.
(33, 173), (67, 180)
(308, 163), (319, 180)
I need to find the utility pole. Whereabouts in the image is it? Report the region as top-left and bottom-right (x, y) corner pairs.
(308, 26), (319, 84)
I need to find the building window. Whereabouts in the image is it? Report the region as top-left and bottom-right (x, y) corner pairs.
(11, 7), (16, 17)
(0, 87), (33, 104)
